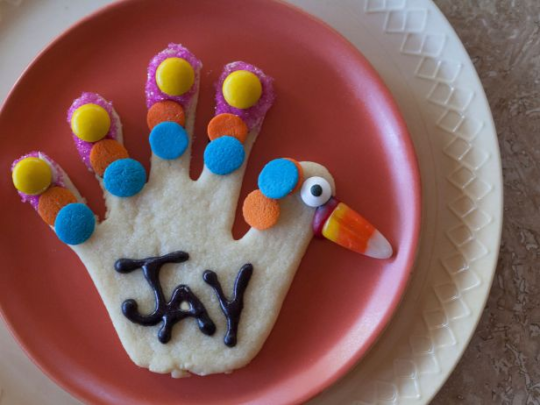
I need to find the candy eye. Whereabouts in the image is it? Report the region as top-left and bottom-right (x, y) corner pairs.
(301, 177), (332, 207)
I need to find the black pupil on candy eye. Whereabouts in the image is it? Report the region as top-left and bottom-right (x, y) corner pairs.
(310, 184), (323, 197)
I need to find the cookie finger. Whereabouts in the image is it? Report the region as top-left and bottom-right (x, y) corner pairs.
(145, 43), (201, 181)
(68, 93), (147, 199)
(199, 62), (276, 227)
(11, 152), (96, 245)
(203, 62), (275, 176)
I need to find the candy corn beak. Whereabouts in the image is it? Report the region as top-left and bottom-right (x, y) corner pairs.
(312, 198), (393, 259)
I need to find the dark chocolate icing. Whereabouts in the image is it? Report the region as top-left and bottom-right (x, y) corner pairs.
(203, 264), (253, 347)
(115, 251), (216, 344)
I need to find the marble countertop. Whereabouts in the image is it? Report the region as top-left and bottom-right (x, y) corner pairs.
(432, 1), (540, 403)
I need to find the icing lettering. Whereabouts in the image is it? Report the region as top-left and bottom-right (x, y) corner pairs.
(203, 264), (253, 347)
(115, 251), (215, 344)
(115, 251), (253, 347)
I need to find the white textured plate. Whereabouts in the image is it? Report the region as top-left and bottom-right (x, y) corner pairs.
(0, 0), (502, 404)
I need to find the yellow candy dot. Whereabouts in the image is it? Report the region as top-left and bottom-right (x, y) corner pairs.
(156, 57), (195, 96)
(222, 70), (262, 109)
(71, 104), (111, 142)
(12, 157), (52, 195)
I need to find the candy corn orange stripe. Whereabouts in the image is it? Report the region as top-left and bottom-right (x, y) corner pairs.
(322, 203), (375, 254)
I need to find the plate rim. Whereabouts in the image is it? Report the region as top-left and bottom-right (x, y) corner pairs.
(427, 0), (503, 399)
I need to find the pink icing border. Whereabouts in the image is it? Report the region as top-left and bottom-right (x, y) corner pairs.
(67, 93), (119, 168)
(12, 151), (64, 210)
(215, 62), (275, 130)
(145, 43), (202, 109)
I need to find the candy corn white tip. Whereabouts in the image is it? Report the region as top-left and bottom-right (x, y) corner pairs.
(365, 230), (393, 259)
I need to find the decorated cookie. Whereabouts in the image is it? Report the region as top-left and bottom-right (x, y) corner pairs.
(12, 43), (392, 378)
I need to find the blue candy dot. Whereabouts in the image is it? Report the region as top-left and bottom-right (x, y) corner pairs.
(54, 203), (95, 245)
(258, 158), (299, 199)
(104, 158), (146, 197)
(149, 121), (189, 160)
(204, 136), (245, 175)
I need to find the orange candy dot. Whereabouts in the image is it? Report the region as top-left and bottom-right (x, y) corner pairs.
(38, 186), (77, 226)
(147, 100), (185, 130)
(207, 113), (248, 143)
(90, 139), (129, 176)
(285, 158), (304, 193)
(242, 190), (280, 230)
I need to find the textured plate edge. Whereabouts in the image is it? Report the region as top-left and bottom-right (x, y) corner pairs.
(421, 1), (503, 402)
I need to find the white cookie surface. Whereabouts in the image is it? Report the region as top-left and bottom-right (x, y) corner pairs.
(75, 142), (333, 376)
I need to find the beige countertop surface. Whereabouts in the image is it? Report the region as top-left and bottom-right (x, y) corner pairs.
(432, 1), (540, 404)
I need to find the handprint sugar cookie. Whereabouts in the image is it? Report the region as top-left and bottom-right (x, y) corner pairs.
(11, 43), (392, 377)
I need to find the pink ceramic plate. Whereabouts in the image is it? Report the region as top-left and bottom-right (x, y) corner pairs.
(0, 0), (420, 404)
